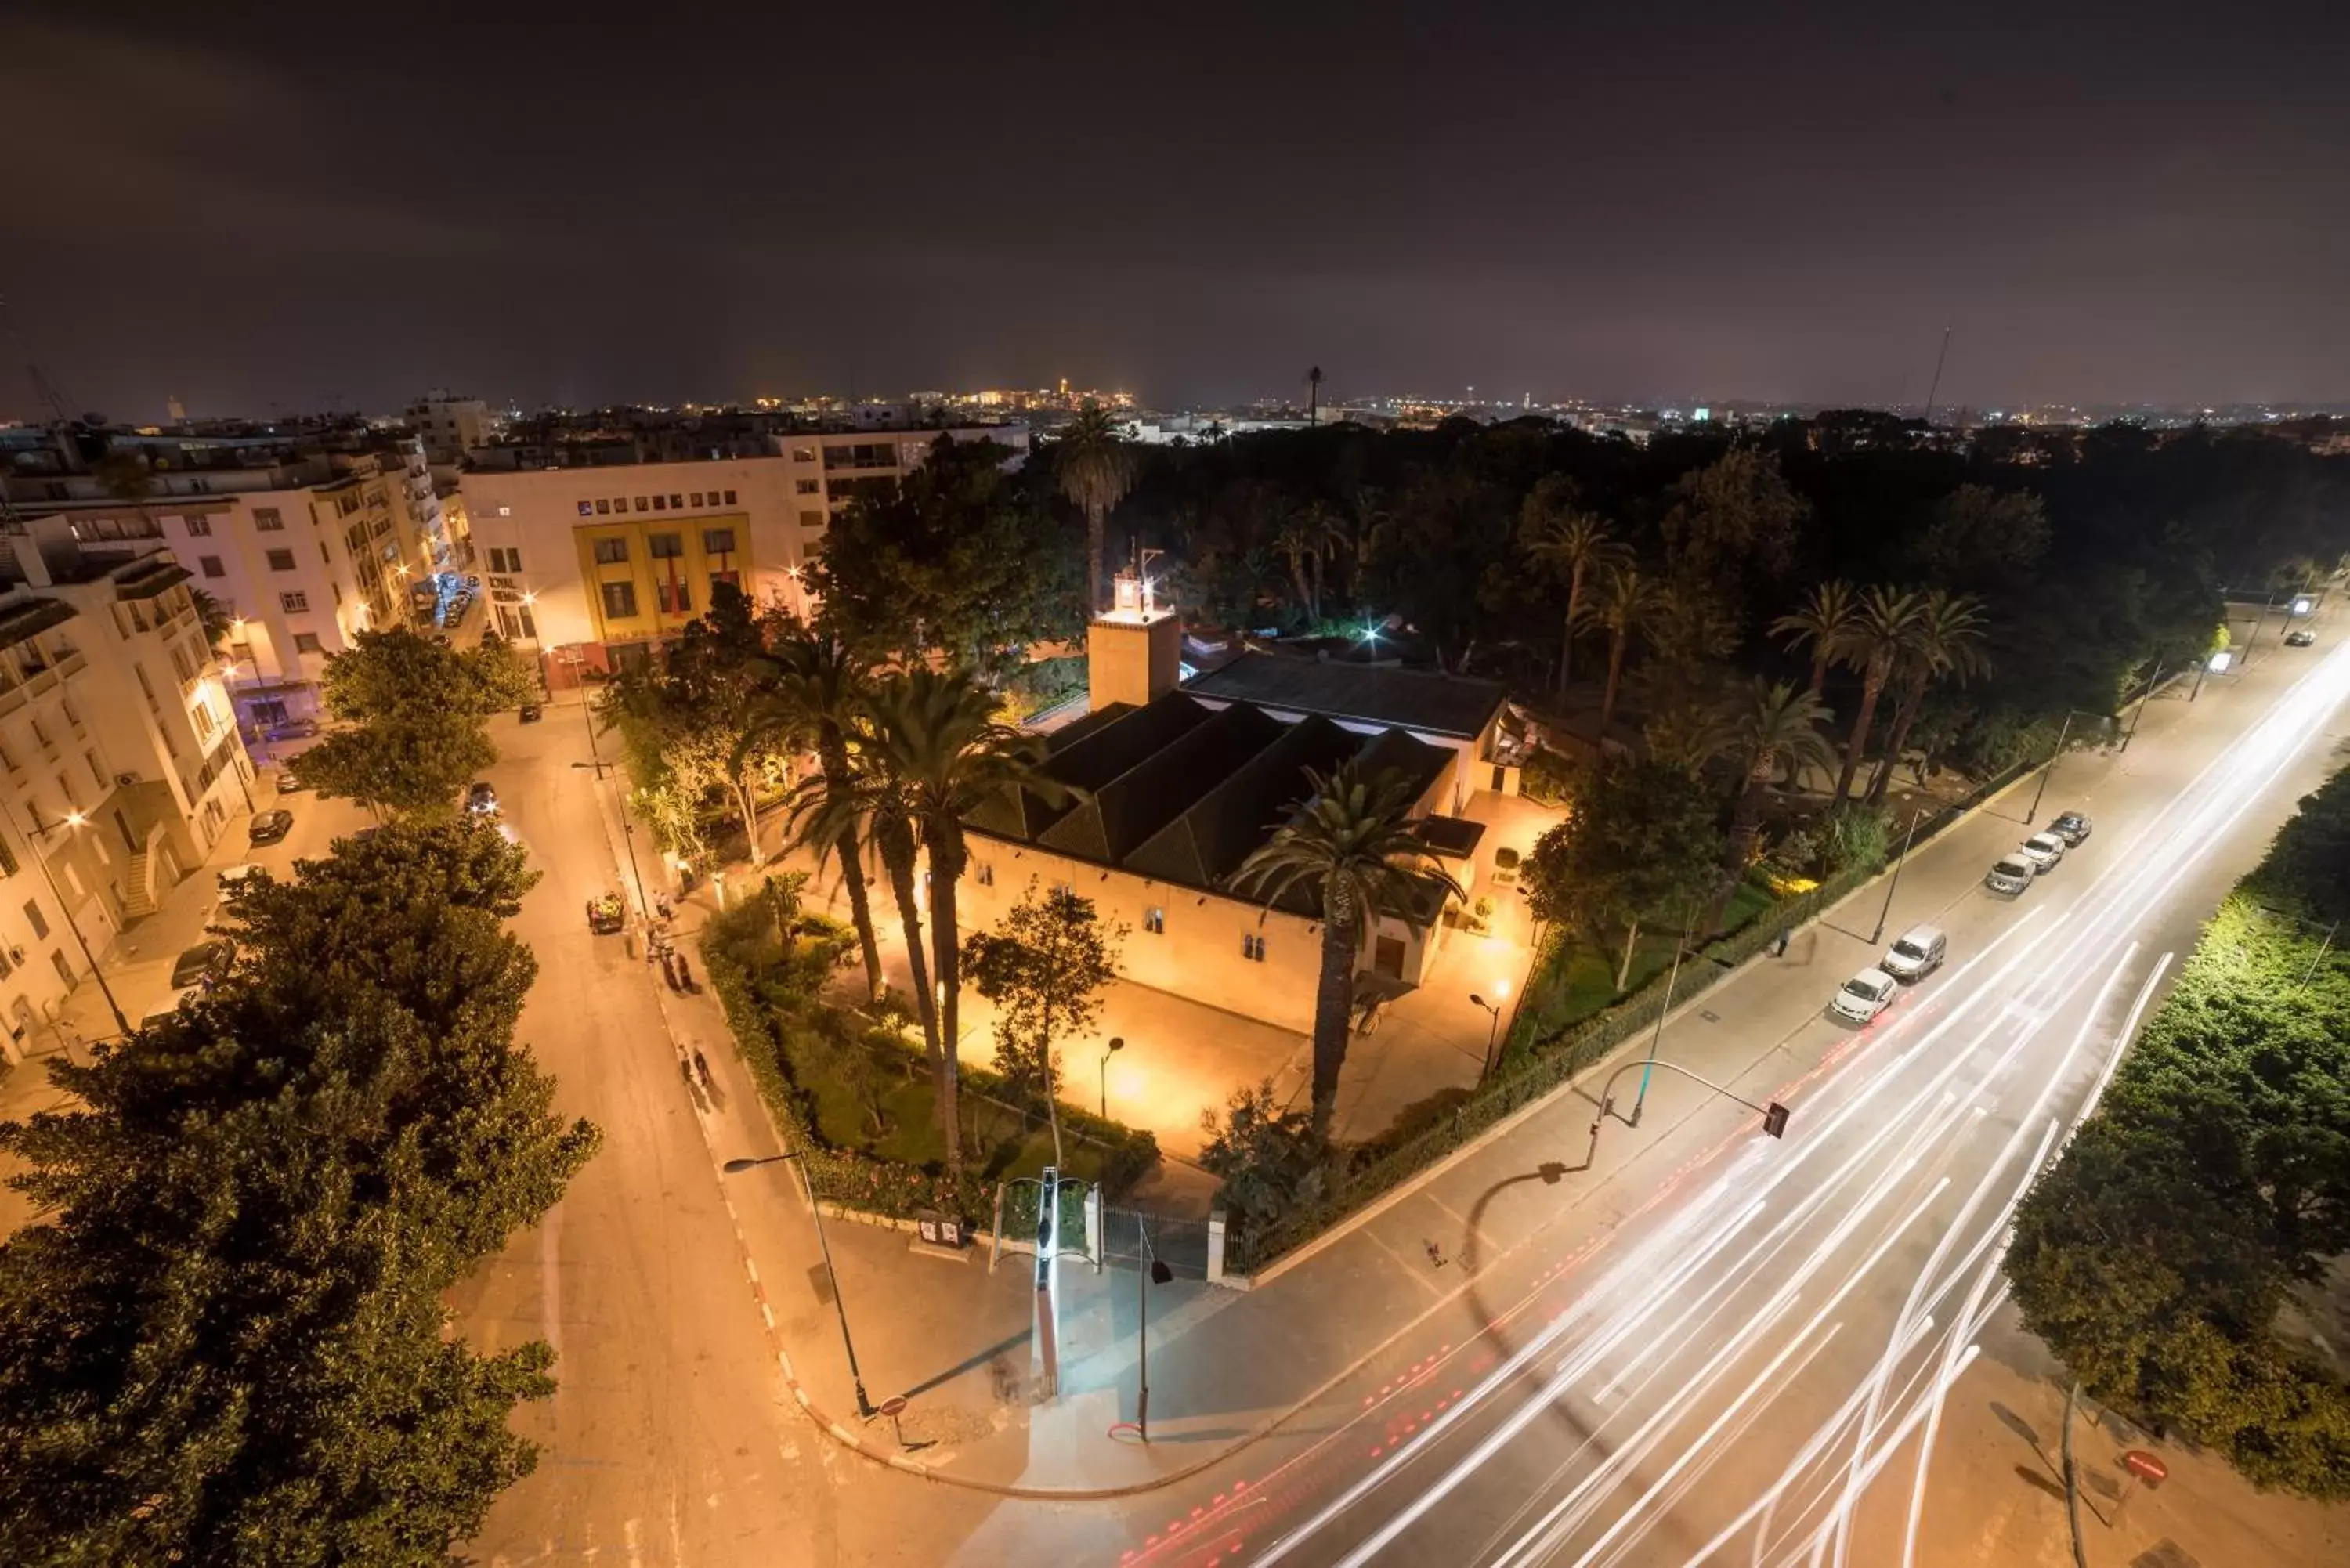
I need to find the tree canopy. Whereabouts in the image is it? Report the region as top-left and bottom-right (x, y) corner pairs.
(292, 628), (531, 818)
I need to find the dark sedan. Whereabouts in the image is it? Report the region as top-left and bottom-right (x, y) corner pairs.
(248, 808), (295, 845)
(170, 938), (234, 990)
(2048, 810), (2094, 847)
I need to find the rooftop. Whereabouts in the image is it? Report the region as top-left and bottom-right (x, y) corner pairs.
(1181, 650), (1508, 741)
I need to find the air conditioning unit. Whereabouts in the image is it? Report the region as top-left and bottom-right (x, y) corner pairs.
(115, 772), (139, 788)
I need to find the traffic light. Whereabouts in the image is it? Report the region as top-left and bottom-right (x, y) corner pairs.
(1763, 1101), (1791, 1139)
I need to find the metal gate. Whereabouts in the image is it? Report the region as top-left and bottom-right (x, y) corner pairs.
(1097, 1206), (1211, 1280)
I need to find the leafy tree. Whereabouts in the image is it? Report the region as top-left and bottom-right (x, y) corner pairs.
(1199, 1081), (1329, 1230)
(0, 822), (598, 1564)
(1771, 578), (1864, 699)
(1709, 678), (1838, 890)
(1831, 585), (1925, 800)
(1658, 446), (1806, 624)
(1520, 475), (1629, 696)
(1867, 589), (1990, 802)
(1235, 762), (1466, 1133)
(290, 711), (495, 818)
(1054, 401), (1136, 615)
(1914, 483), (2049, 590)
(1525, 757), (1726, 990)
(963, 883), (1126, 1163)
(320, 627), (530, 725)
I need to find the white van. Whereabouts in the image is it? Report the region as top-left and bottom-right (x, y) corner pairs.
(1987, 854), (2035, 895)
(1881, 925), (1947, 982)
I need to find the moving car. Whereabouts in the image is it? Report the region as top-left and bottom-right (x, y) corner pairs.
(2048, 810), (2093, 846)
(1986, 854), (2036, 895)
(466, 781), (499, 816)
(1880, 925), (1947, 982)
(519, 703), (544, 724)
(2285, 627), (2317, 648)
(2017, 831), (2067, 872)
(1831, 968), (1899, 1024)
(170, 938), (234, 990)
(248, 808), (295, 845)
(266, 717), (320, 743)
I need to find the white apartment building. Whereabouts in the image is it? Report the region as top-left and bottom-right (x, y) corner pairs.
(403, 389), (500, 464)
(0, 543), (252, 1061)
(458, 423), (1029, 666)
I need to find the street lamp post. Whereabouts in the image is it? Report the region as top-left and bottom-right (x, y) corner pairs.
(573, 679), (652, 919)
(2025, 710), (2109, 826)
(1128, 1222), (1175, 1443)
(1587, 1057), (1791, 1169)
(1099, 1035), (1124, 1118)
(2117, 659), (2163, 753)
(1628, 908), (1708, 1126)
(722, 1151), (877, 1418)
(1868, 808), (1927, 945)
(26, 812), (132, 1036)
(1470, 981), (1508, 1077)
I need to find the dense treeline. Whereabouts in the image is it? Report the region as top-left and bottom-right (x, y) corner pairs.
(2007, 769), (2350, 1498)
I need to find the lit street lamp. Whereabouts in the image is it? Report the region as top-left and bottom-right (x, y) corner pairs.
(1099, 1035), (1124, 1118)
(26, 811), (132, 1036)
(2025, 709), (2114, 826)
(1470, 981), (1509, 1076)
(722, 1151), (877, 1418)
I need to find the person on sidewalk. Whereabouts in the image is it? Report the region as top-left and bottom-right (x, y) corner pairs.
(1774, 927), (1792, 959)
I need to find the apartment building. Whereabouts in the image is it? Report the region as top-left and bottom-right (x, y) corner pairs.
(402, 389), (500, 464)
(0, 541), (252, 1061)
(458, 421), (1029, 665)
(2, 424), (453, 732)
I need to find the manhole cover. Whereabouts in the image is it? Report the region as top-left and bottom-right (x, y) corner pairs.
(1700, 1009), (1722, 1023)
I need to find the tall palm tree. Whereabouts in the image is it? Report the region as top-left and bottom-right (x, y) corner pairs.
(1273, 514), (1318, 624)
(1710, 678), (1838, 886)
(1867, 591), (1990, 803)
(1521, 479), (1629, 698)
(1831, 585), (1925, 800)
(1306, 364), (1325, 423)
(865, 666), (1065, 1174)
(1771, 579), (1865, 699)
(1054, 401), (1136, 615)
(1578, 561), (1661, 741)
(1302, 500), (1350, 620)
(762, 627), (886, 999)
(1233, 761), (1464, 1136)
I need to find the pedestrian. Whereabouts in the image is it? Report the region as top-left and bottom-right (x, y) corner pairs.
(674, 952), (694, 991)
(1773, 927), (1791, 959)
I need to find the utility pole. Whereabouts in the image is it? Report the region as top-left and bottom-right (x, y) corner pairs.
(1869, 808), (1926, 945)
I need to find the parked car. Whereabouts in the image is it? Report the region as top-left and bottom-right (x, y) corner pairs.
(2017, 831), (2067, 873)
(170, 938), (235, 990)
(466, 781), (499, 817)
(1880, 925), (1947, 982)
(1831, 967), (1900, 1024)
(2048, 810), (2093, 846)
(274, 768), (311, 796)
(265, 717), (320, 743)
(215, 862), (266, 892)
(1986, 854), (2036, 894)
(248, 808), (295, 845)
(519, 703), (544, 724)
(2285, 627), (2317, 648)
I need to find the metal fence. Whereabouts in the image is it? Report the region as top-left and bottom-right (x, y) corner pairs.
(1099, 1206), (1213, 1281)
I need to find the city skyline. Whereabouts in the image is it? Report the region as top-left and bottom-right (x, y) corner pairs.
(6, 2), (2349, 424)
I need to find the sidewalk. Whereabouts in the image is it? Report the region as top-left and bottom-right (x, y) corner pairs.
(654, 611), (2350, 1498)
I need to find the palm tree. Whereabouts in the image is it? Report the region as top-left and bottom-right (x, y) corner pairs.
(1272, 512), (1320, 623)
(1771, 579), (1865, 699)
(1301, 500), (1349, 620)
(1233, 761), (1464, 1136)
(1578, 562), (1661, 741)
(1867, 591), (1990, 803)
(864, 666), (1065, 1174)
(1710, 678), (1838, 887)
(1055, 402), (1136, 615)
(1521, 479), (1629, 698)
(762, 627), (886, 999)
(1306, 364), (1325, 424)
(1831, 586), (1925, 800)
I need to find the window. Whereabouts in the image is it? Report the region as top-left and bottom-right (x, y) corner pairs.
(198, 555), (224, 578)
(320, 541), (331, 565)
(652, 494), (667, 510)
(0, 836), (15, 878)
(791, 446), (816, 462)
(690, 492), (705, 507)
(723, 490), (737, 504)
(185, 515), (212, 537)
(648, 533), (683, 559)
(265, 548), (296, 572)
(600, 581), (639, 619)
(596, 499), (611, 515)
(592, 537), (629, 565)
(193, 702), (215, 739)
(634, 497), (649, 512)
(25, 900), (49, 940)
(657, 579), (692, 615)
(710, 569), (740, 591)
(702, 527), (736, 555)
(974, 862), (994, 887)
(252, 507), (284, 531)
(280, 591), (309, 612)
(795, 478), (821, 495)
(668, 494), (683, 509)
(294, 632), (323, 654)
(1242, 932), (1267, 962)
(577, 500), (595, 517)
(51, 950), (72, 988)
(798, 511), (826, 529)
(1144, 906), (1165, 934)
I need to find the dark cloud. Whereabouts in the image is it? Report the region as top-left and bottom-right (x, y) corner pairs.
(4, 1), (2346, 420)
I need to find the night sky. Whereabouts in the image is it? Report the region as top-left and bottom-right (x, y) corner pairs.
(5, 2), (2346, 421)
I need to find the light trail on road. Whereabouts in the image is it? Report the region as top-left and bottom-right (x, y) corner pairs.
(1223, 639), (2350, 1567)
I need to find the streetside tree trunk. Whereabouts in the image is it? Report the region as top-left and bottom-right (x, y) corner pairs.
(1087, 501), (1106, 616)
(1866, 673), (1931, 804)
(733, 768), (765, 869)
(821, 735), (885, 1000)
(1614, 916), (1643, 992)
(1557, 562), (1587, 697)
(1600, 628), (1630, 739)
(927, 820), (967, 1176)
(877, 812), (956, 1172)
(1834, 656), (1893, 800)
(1308, 912), (1358, 1138)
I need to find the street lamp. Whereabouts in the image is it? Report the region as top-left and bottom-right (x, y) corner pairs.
(721, 1151), (877, 1418)
(573, 680), (651, 919)
(2025, 710), (2113, 826)
(1099, 1035), (1124, 1118)
(2189, 646), (2232, 701)
(1869, 808), (1927, 945)
(1124, 1221), (1176, 1444)
(1470, 980), (1509, 1077)
(2117, 658), (2164, 753)
(26, 811), (131, 1036)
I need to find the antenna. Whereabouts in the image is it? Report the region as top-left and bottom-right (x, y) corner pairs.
(0, 291), (72, 425)
(1922, 324), (1953, 428)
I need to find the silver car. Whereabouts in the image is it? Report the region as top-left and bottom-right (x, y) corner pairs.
(1987, 854), (2035, 895)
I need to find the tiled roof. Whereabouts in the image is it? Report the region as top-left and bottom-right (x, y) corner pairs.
(1181, 652), (1506, 740)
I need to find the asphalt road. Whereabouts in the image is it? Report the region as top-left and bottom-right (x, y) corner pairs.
(895, 612), (2350, 1568)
